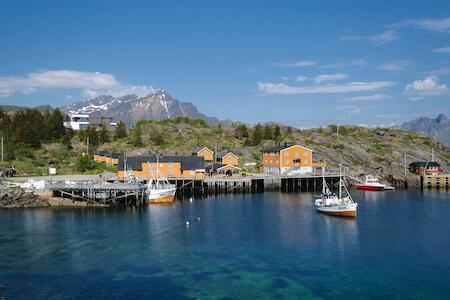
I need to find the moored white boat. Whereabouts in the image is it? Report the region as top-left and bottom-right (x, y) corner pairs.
(356, 175), (385, 191)
(315, 166), (358, 217)
(147, 157), (176, 204)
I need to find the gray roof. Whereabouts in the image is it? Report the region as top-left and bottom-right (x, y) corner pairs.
(263, 143), (293, 153)
(118, 156), (205, 171)
(216, 151), (235, 158)
(192, 146), (211, 154)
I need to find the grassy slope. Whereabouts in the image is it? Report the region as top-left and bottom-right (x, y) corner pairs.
(2, 119), (449, 180)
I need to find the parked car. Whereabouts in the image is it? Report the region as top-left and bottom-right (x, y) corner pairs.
(0, 168), (17, 177)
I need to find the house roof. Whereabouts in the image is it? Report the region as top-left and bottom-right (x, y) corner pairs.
(192, 146), (212, 154)
(118, 156), (205, 171)
(206, 163), (241, 172)
(409, 161), (441, 167)
(216, 151), (238, 159)
(263, 143), (313, 153)
(95, 150), (107, 155)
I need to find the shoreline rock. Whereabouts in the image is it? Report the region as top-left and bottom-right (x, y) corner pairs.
(0, 187), (50, 208)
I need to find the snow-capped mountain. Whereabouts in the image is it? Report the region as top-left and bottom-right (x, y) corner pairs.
(61, 90), (220, 126)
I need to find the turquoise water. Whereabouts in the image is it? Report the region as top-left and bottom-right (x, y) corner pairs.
(0, 190), (449, 299)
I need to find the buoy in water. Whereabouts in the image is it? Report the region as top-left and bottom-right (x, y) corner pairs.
(189, 197), (193, 202)
(185, 221), (190, 226)
(197, 217), (200, 221)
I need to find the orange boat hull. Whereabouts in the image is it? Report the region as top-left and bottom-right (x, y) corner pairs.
(149, 195), (175, 204)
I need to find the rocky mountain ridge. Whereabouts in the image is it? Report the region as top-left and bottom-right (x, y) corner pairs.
(61, 90), (221, 126)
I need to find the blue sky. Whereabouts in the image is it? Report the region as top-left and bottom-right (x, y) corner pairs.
(1, 0), (450, 127)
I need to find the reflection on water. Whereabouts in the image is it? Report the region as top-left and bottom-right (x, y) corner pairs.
(0, 190), (449, 299)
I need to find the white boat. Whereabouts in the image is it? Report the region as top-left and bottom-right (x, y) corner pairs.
(147, 157), (176, 204)
(315, 166), (358, 217)
(356, 175), (386, 191)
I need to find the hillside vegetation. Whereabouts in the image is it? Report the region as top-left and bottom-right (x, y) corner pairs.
(1, 109), (449, 180)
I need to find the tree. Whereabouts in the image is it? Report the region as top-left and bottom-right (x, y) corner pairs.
(47, 109), (65, 140)
(251, 124), (264, 145)
(76, 154), (96, 172)
(286, 126), (293, 135)
(98, 124), (110, 144)
(130, 125), (143, 147)
(61, 128), (74, 149)
(114, 121), (128, 140)
(85, 125), (99, 146)
(273, 125), (281, 142)
(235, 124), (249, 139)
(150, 127), (165, 146)
(263, 125), (273, 140)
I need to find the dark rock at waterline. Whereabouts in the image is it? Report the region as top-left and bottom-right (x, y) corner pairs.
(0, 188), (50, 208)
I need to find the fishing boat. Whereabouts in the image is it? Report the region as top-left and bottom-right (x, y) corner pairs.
(315, 166), (357, 217)
(356, 175), (385, 191)
(147, 157), (176, 204)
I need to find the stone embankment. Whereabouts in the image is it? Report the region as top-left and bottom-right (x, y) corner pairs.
(0, 187), (50, 208)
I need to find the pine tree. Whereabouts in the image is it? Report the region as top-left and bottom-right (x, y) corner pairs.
(252, 124), (264, 145)
(85, 125), (99, 146)
(235, 124), (249, 139)
(98, 124), (110, 144)
(114, 121), (128, 140)
(273, 125), (281, 142)
(48, 109), (65, 140)
(131, 125), (143, 147)
(263, 125), (273, 140)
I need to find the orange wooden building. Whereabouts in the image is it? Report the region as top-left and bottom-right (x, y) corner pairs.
(262, 143), (324, 175)
(117, 156), (206, 180)
(215, 151), (239, 166)
(192, 146), (214, 161)
(206, 164), (241, 177)
(94, 151), (122, 166)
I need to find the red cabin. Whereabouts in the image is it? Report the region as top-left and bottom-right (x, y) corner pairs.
(409, 161), (442, 175)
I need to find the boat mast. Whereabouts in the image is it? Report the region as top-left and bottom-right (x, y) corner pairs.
(339, 164), (342, 198)
(322, 164), (326, 194)
(156, 155), (159, 189)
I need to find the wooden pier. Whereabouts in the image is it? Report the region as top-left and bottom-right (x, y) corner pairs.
(47, 173), (342, 205)
(49, 182), (146, 206)
(421, 174), (450, 189)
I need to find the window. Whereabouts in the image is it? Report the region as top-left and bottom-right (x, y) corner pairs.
(276, 160), (278, 164)
(303, 152), (308, 157)
(168, 162), (174, 167)
(294, 151), (299, 156)
(304, 159), (308, 164)
(285, 159), (289, 164)
(190, 170), (194, 175)
(285, 152), (289, 157)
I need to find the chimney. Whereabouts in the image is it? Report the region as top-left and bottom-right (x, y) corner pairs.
(284, 142), (288, 147)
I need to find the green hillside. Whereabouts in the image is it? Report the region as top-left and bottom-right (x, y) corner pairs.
(1, 115), (449, 182)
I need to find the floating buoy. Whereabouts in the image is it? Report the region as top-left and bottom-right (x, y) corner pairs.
(197, 217), (201, 221)
(185, 221), (190, 226)
(189, 197), (193, 202)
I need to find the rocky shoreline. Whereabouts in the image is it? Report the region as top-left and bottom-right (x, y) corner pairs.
(0, 187), (50, 208)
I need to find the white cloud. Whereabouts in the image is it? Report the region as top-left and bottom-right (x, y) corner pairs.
(295, 76), (307, 82)
(272, 60), (318, 67)
(393, 17), (450, 32)
(340, 94), (391, 103)
(320, 59), (368, 69)
(405, 76), (448, 100)
(257, 81), (394, 95)
(314, 73), (348, 83)
(378, 60), (411, 71)
(281, 76), (290, 81)
(369, 30), (399, 45)
(82, 85), (156, 98)
(432, 46), (450, 53)
(340, 30), (398, 45)
(0, 70), (155, 99)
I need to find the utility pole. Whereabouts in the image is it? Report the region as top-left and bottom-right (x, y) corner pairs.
(404, 153), (407, 178)
(336, 124), (339, 142)
(1, 136), (3, 163)
(87, 137), (89, 157)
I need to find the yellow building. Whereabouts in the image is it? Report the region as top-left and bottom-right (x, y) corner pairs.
(117, 156), (206, 180)
(192, 146), (214, 161)
(216, 151), (239, 166)
(262, 143), (324, 175)
(94, 151), (122, 166)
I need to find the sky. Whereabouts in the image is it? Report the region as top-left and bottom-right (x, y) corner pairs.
(1, 0), (450, 127)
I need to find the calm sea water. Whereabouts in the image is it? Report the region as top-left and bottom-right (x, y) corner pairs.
(0, 190), (449, 299)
